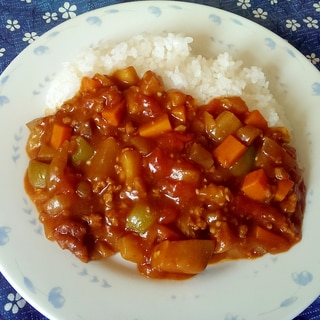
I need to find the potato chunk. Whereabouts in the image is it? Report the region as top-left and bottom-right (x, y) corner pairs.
(151, 240), (215, 274)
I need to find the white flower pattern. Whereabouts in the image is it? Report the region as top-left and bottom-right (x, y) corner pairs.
(286, 19), (301, 31)
(253, 8), (268, 20)
(58, 2), (77, 19)
(4, 293), (26, 314)
(6, 19), (20, 31)
(306, 52), (320, 64)
(43, 12), (58, 24)
(314, 1), (320, 12)
(237, 0), (251, 10)
(303, 16), (319, 29)
(22, 32), (39, 44)
(0, 47), (6, 57)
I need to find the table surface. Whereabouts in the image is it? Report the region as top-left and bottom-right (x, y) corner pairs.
(0, 0), (320, 319)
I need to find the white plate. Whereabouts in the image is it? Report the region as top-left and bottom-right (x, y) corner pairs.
(1, 2), (320, 320)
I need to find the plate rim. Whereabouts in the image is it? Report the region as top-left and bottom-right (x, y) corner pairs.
(1, 2), (320, 320)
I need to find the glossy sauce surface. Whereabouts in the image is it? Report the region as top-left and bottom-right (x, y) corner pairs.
(25, 67), (306, 279)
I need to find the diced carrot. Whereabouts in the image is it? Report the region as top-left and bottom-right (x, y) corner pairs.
(244, 109), (268, 131)
(80, 76), (101, 92)
(171, 105), (186, 123)
(213, 135), (247, 168)
(254, 225), (290, 253)
(50, 123), (72, 150)
(101, 100), (126, 126)
(241, 168), (270, 202)
(138, 113), (172, 137)
(274, 178), (294, 201)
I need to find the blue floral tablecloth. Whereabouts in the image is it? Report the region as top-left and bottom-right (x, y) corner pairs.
(0, 0), (320, 319)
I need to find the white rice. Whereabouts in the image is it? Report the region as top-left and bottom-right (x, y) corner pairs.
(46, 33), (286, 127)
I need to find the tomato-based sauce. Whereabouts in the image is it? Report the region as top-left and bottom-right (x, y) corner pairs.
(25, 66), (306, 279)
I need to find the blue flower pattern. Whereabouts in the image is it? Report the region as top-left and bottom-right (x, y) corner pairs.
(209, 14), (222, 25)
(148, 6), (162, 17)
(265, 38), (276, 50)
(0, 226), (11, 246)
(312, 82), (320, 95)
(255, 270), (314, 318)
(0, 95), (9, 107)
(292, 271), (313, 286)
(34, 46), (50, 56)
(48, 287), (65, 309)
(24, 276), (37, 294)
(278, 271), (313, 309)
(22, 271), (65, 310)
(0, 75), (10, 107)
(86, 16), (103, 26)
(0, 1), (319, 320)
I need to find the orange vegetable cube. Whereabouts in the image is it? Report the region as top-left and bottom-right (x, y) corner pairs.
(213, 135), (247, 168)
(244, 109), (268, 131)
(274, 178), (294, 201)
(80, 76), (101, 92)
(50, 123), (72, 150)
(101, 100), (126, 127)
(138, 113), (172, 137)
(241, 168), (270, 202)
